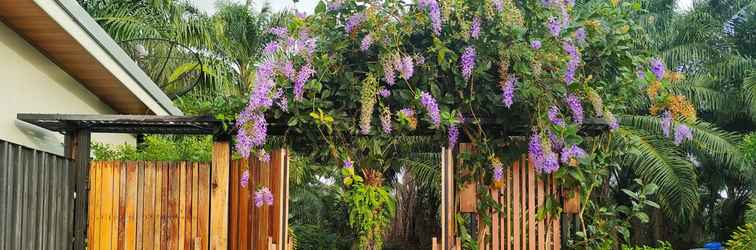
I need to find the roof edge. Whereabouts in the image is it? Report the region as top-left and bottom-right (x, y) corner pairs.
(49, 0), (183, 116)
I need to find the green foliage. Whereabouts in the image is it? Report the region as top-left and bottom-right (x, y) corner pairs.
(621, 241), (673, 250)
(92, 135), (212, 161)
(726, 223), (756, 250)
(342, 167), (395, 250)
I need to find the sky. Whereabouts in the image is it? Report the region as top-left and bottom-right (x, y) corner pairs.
(192, 0), (697, 15)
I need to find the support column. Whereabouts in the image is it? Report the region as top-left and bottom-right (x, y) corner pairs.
(65, 129), (90, 250)
(210, 139), (230, 250)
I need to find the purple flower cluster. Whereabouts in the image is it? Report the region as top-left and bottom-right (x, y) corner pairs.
(448, 126), (459, 150)
(493, 166), (504, 182)
(492, 0), (504, 12)
(240, 170), (250, 187)
(254, 187), (274, 207)
(531, 40), (542, 50)
(397, 56), (415, 80)
(279, 61), (295, 79)
(383, 60), (396, 86)
(547, 16), (562, 37)
(343, 159), (353, 168)
(273, 88), (289, 112)
(399, 108), (415, 118)
(378, 88), (391, 97)
(381, 108), (393, 134)
(563, 41), (580, 85)
(360, 34), (373, 52)
(420, 91), (441, 127)
(345, 12), (367, 33)
(542, 152), (560, 173)
(548, 106), (564, 126)
(661, 111), (672, 137)
(328, 0), (343, 11)
(269, 27), (288, 38)
(575, 27), (587, 43)
(637, 70), (646, 80)
(294, 63), (315, 101)
(419, 0), (442, 35)
(460, 46), (476, 81)
(674, 124), (693, 145)
(650, 58), (665, 80)
(549, 130), (564, 151)
(565, 94), (584, 124)
(560, 144), (587, 164)
(606, 111), (619, 131)
(263, 41), (279, 55)
(501, 75), (517, 108)
(530, 133), (559, 173)
(257, 149), (270, 162)
(470, 16), (481, 39)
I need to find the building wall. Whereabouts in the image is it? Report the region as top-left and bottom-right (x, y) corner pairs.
(0, 21), (134, 155)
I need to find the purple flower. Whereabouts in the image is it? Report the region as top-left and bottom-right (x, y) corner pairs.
(529, 133), (544, 168)
(273, 88), (289, 112)
(399, 108), (415, 118)
(383, 60), (396, 86)
(257, 149), (270, 162)
(650, 58), (665, 80)
(420, 91), (441, 127)
(531, 40), (542, 50)
(541, 152), (560, 173)
(381, 108), (393, 134)
(419, 0), (442, 35)
(263, 41), (279, 55)
(279, 61), (296, 80)
(547, 16), (562, 37)
(343, 159), (353, 168)
(661, 111), (672, 137)
(240, 170), (250, 187)
(345, 12), (367, 33)
(448, 126), (459, 150)
(607, 112), (619, 131)
(397, 56), (414, 80)
(493, 166), (504, 182)
(255, 187), (274, 207)
(378, 88), (391, 97)
(294, 63), (315, 101)
(674, 124), (693, 145)
(575, 27), (587, 43)
(549, 131), (564, 151)
(548, 106), (564, 126)
(637, 70), (646, 79)
(492, 0), (504, 12)
(360, 34), (373, 52)
(563, 41), (580, 85)
(470, 16), (481, 39)
(501, 75), (517, 108)
(460, 46), (476, 81)
(269, 27), (288, 38)
(560, 144), (587, 164)
(328, 0), (344, 11)
(565, 94), (584, 124)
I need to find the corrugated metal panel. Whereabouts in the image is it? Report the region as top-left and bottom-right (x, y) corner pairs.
(0, 140), (74, 249)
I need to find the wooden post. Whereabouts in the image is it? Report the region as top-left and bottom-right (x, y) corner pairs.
(210, 139), (230, 250)
(65, 129), (90, 250)
(441, 147), (455, 250)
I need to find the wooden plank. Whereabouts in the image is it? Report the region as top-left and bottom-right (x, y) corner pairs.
(229, 160), (240, 250)
(210, 141), (230, 250)
(191, 163), (200, 249)
(272, 150), (284, 248)
(178, 162), (187, 250)
(154, 162), (164, 250)
(169, 162), (181, 250)
(492, 187), (499, 250)
(185, 163), (194, 249)
(89, 162), (99, 250)
(197, 163), (210, 250)
(118, 162), (127, 250)
(529, 160), (536, 250)
(113, 162), (123, 249)
(513, 161), (520, 250)
(238, 160), (250, 250)
(432, 238), (438, 250)
(552, 176), (560, 250)
(126, 161), (139, 250)
(137, 162), (146, 250)
(143, 162), (156, 250)
(538, 173), (545, 250)
(257, 157), (271, 250)
(98, 162), (109, 250)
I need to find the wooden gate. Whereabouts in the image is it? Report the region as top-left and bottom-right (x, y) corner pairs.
(438, 146), (561, 250)
(87, 161), (211, 250)
(229, 149), (291, 250)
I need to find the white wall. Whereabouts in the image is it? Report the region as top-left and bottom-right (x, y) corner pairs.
(0, 22), (134, 155)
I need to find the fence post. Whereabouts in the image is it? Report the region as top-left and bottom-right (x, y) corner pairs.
(210, 138), (230, 250)
(65, 129), (90, 250)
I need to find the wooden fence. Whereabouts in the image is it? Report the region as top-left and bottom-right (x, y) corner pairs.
(87, 148), (290, 250)
(0, 140), (74, 250)
(87, 161), (211, 250)
(439, 145), (562, 250)
(229, 149), (291, 250)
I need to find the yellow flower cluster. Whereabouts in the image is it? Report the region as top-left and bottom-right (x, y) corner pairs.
(646, 80), (661, 98)
(665, 71), (685, 82)
(669, 95), (697, 121)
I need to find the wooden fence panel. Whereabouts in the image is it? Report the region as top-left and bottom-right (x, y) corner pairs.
(88, 161), (210, 250)
(228, 149), (290, 250)
(0, 140), (74, 250)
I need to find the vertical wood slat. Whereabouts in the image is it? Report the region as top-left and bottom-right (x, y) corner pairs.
(126, 161), (139, 250)
(143, 162), (155, 250)
(178, 162), (187, 250)
(229, 160), (240, 250)
(154, 162), (163, 250)
(492, 187), (499, 250)
(210, 141), (231, 250)
(538, 174), (545, 250)
(528, 159), (536, 250)
(238, 160), (250, 250)
(118, 162), (127, 250)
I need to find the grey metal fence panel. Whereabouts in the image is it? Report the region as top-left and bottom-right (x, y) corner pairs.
(0, 140), (74, 250)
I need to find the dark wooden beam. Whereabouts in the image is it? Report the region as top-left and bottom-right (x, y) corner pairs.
(64, 129), (90, 250)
